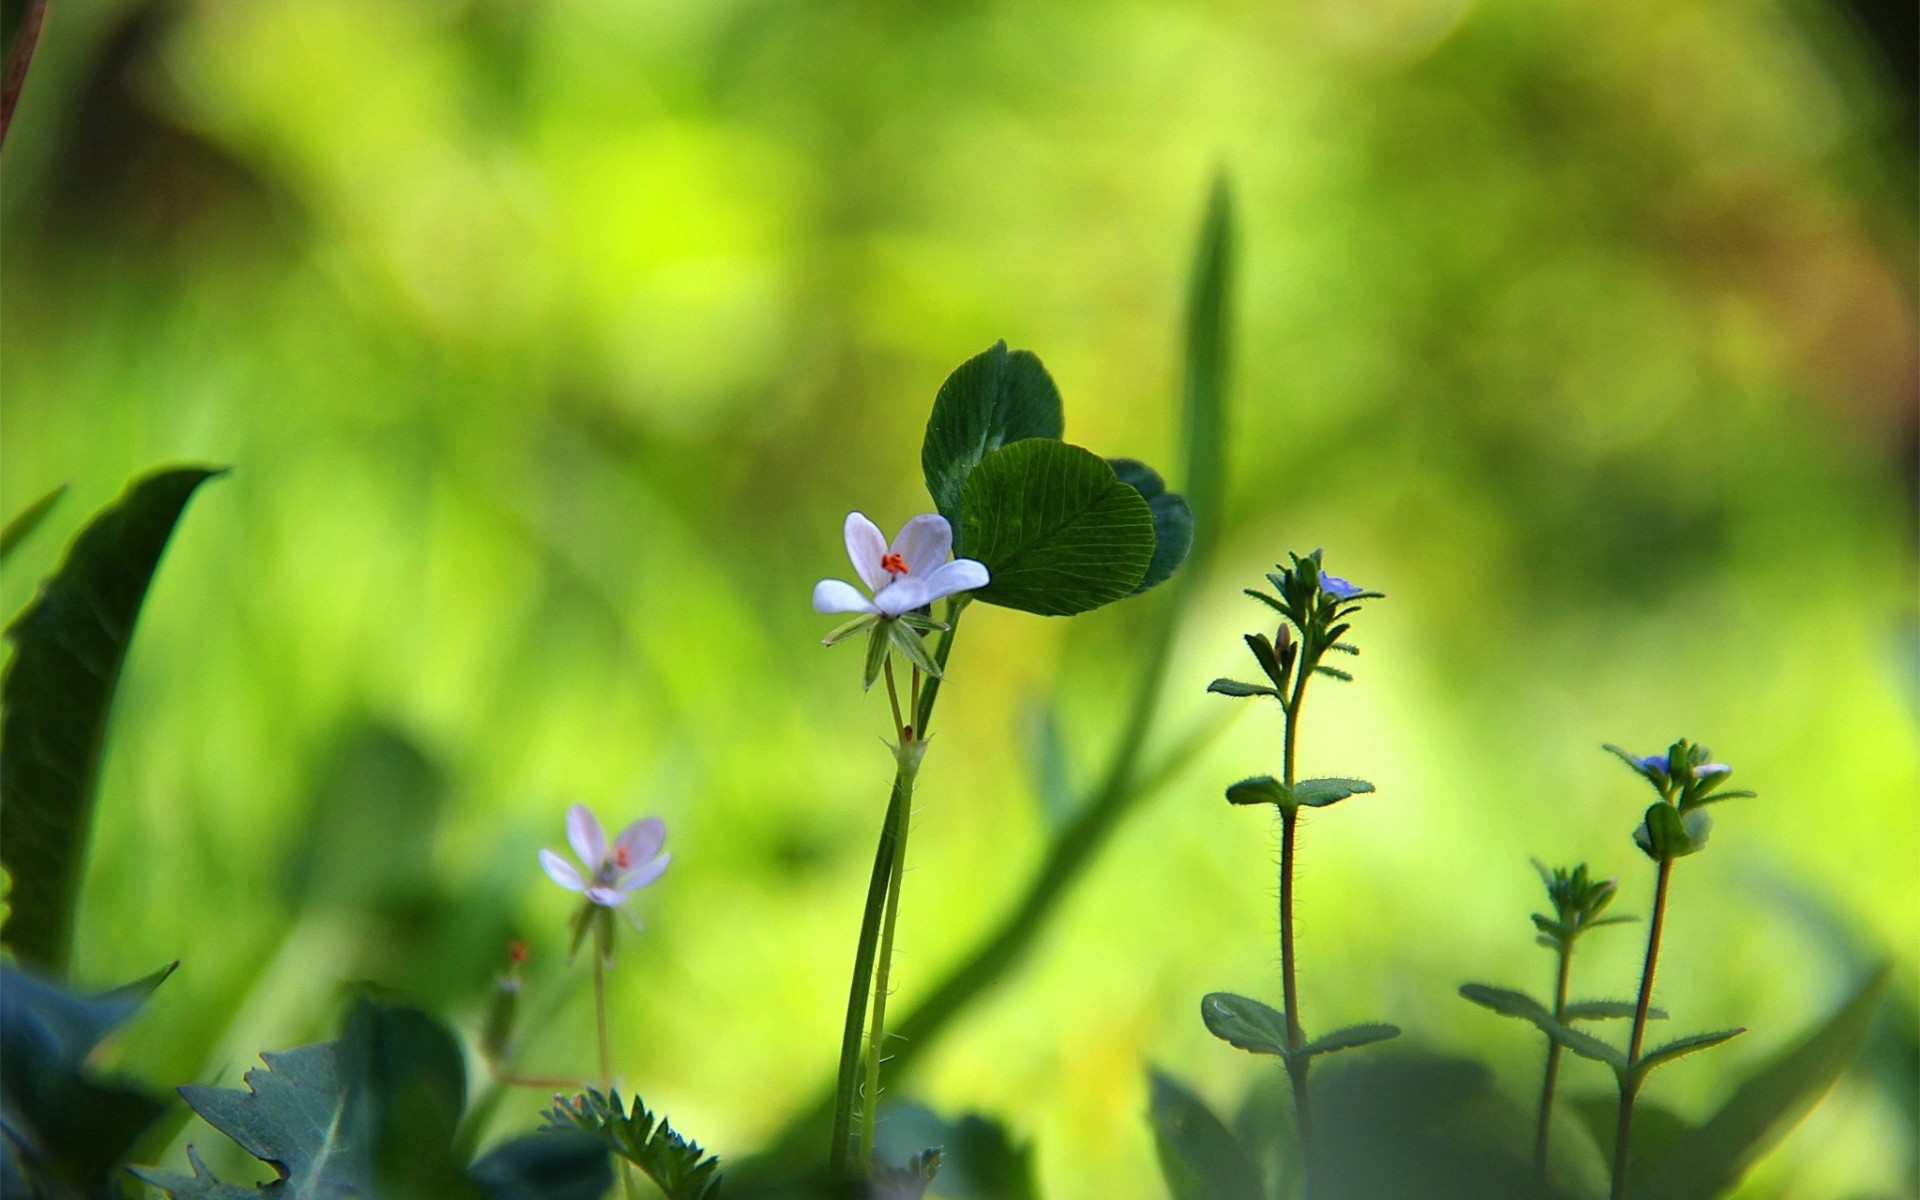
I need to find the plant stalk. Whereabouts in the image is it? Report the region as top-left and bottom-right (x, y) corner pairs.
(1280, 666), (1314, 1166)
(858, 738), (919, 1167)
(593, 936), (639, 1200)
(828, 602), (964, 1177)
(1612, 858), (1674, 1200)
(1535, 942), (1575, 1177)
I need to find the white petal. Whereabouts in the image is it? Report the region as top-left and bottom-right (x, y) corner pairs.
(566, 803), (605, 868)
(813, 579), (878, 614)
(539, 848), (585, 891)
(873, 576), (935, 617)
(584, 885), (626, 907)
(843, 512), (890, 592)
(891, 514), (953, 578)
(614, 817), (665, 866)
(618, 851), (671, 892)
(918, 558), (989, 603)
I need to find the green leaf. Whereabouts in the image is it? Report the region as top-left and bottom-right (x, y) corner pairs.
(1292, 777), (1374, 808)
(1312, 664), (1353, 682)
(1565, 999), (1667, 1022)
(1640, 965), (1891, 1200)
(1298, 1023), (1400, 1058)
(468, 1131), (615, 1200)
(1631, 1028), (1745, 1084)
(1207, 678), (1277, 699)
(544, 1089), (722, 1200)
(1179, 174), (1232, 564)
(1458, 983), (1552, 1024)
(1538, 1018), (1630, 1074)
(0, 482), (65, 565)
(134, 1042), (361, 1198)
(1223, 776), (1289, 807)
(1, 961), (172, 1196)
(1147, 1069), (1264, 1200)
(862, 622), (890, 691)
(921, 341), (1065, 539)
(1108, 458), (1194, 595)
(1200, 991), (1292, 1058)
(1, 466), (224, 974)
(886, 619), (944, 680)
(959, 439), (1155, 616)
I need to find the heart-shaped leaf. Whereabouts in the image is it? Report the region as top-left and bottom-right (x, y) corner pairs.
(1107, 458), (1193, 594)
(1201, 991), (1292, 1058)
(959, 439), (1154, 616)
(921, 341), (1064, 538)
(2, 466), (224, 974)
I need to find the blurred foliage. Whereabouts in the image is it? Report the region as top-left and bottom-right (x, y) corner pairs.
(0, 0), (1913, 1197)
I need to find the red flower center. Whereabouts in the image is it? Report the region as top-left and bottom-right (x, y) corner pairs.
(614, 846), (631, 869)
(880, 552), (908, 576)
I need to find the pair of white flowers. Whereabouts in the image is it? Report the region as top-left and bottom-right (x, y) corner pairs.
(542, 512), (987, 908)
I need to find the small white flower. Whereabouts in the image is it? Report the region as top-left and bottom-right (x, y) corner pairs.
(539, 803), (670, 908)
(811, 512), (989, 619)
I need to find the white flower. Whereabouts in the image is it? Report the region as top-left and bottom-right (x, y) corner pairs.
(811, 512), (989, 619)
(539, 803), (670, 908)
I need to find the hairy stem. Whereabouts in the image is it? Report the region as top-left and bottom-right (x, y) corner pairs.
(1612, 859), (1674, 1200)
(1535, 943), (1574, 1177)
(858, 744), (919, 1167)
(828, 603), (964, 1177)
(1280, 665), (1314, 1164)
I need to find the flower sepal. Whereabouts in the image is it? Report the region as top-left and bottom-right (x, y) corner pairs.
(1634, 802), (1713, 862)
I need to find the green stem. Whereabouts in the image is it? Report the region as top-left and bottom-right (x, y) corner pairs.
(593, 926), (639, 1200)
(828, 602), (965, 1178)
(1612, 859), (1673, 1200)
(1279, 663), (1313, 1166)
(1535, 942), (1574, 1178)
(858, 745), (919, 1167)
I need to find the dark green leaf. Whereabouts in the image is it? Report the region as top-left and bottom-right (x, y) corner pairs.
(921, 341), (1065, 539)
(0, 961), (172, 1196)
(1640, 965), (1891, 1200)
(1147, 1069), (1264, 1200)
(1207, 678), (1277, 699)
(1632, 1028), (1745, 1083)
(1179, 175), (1232, 564)
(1565, 999), (1666, 1022)
(1223, 776), (1288, 807)
(134, 1042), (362, 1199)
(1, 466), (224, 973)
(0, 482), (65, 565)
(544, 1089), (723, 1200)
(468, 1130), (613, 1200)
(1298, 1023), (1400, 1058)
(1242, 632), (1284, 687)
(959, 439), (1155, 616)
(1568, 1095), (1691, 1183)
(1312, 664), (1353, 682)
(1292, 777), (1374, 808)
(1108, 458), (1194, 594)
(1458, 983), (1552, 1024)
(1200, 991), (1292, 1058)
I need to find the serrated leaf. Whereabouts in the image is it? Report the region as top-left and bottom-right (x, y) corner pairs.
(1200, 991), (1292, 1058)
(1564, 999), (1667, 1022)
(544, 1089), (722, 1200)
(958, 439), (1155, 616)
(144, 1042), (362, 1197)
(1292, 777), (1374, 808)
(1, 466), (224, 973)
(1298, 1023), (1400, 1058)
(1223, 776), (1288, 807)
(1207, 678), (1276, 699)
(1108, 458), (1193, 594)
(1640, 965), (1891, 1200)
(1178, 176), (1231, 565)
(921, 341), (1065, 539)
(1, 961), (172, 1195)
(1632, 1029), (1745, 1083)
(0, 482), (65, 565)
(1458, 984), (1553, 1024)
(1147, 1069), (1264, 1200)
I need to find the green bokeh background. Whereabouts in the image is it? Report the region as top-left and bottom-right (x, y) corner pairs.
(2, 0), (1914, 1195)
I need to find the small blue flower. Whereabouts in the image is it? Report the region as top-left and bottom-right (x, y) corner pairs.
(1638, 753), (1671, 776)
(1319, 572), (1364, 600)
(1693, 762), (1731, 781)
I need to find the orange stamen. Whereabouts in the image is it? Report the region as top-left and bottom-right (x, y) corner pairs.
(880, 552), (908, 575)
(615, 846), (631, 868)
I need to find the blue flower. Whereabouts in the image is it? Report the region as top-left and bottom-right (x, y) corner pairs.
(1693, 762), (1731, 781)
(1319, 572), (1364, 600)
(1638, 753), (1671, 776)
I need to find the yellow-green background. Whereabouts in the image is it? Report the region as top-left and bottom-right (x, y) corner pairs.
(2, 0), (1914, 1195)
